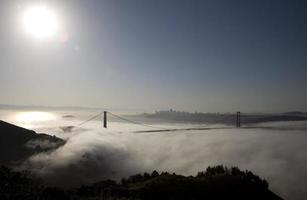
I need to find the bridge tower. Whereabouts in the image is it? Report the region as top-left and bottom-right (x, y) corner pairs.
(236, 111), (241, 128)
(103, 111), (107, 128)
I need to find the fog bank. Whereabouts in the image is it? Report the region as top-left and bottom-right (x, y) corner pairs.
(21, 127), (307, 200)
(2, 110), (306, 200)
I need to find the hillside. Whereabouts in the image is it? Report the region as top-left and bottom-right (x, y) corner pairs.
(0, 165), (284, 200)
(0, 120), (65, 166)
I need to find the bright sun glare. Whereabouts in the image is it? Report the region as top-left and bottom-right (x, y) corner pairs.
(22, 5), (58, 39)
(15, 112), (56, 123)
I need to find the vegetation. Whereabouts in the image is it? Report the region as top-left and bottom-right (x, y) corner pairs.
(0, 165), (283, 200)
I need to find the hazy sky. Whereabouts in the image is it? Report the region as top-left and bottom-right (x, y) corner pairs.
(0, 0), (306, 112)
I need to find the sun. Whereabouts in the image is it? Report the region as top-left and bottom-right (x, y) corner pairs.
(22, 5), (59, 39)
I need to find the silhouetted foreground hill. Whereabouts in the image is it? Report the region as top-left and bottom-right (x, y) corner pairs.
(0, 120), (65, 166)
(0, 165), (283, 200)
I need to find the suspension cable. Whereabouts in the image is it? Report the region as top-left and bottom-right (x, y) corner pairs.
(107, 111), (169, 130)
(76, 111), (104, 127)
(74, 111), (168, 130)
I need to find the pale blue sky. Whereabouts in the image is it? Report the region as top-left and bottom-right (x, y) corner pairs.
(0, 0), (307, 112)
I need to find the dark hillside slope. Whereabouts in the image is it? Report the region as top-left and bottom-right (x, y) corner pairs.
(76, 166), (284, 200)
(0, 120), (64, 166)
(0, 165), (284, 200)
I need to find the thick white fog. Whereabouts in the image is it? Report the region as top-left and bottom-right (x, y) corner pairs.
(1, 109), (307, 200)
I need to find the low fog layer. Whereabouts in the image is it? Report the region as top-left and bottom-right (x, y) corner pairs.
(1, 110), (307, 200)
